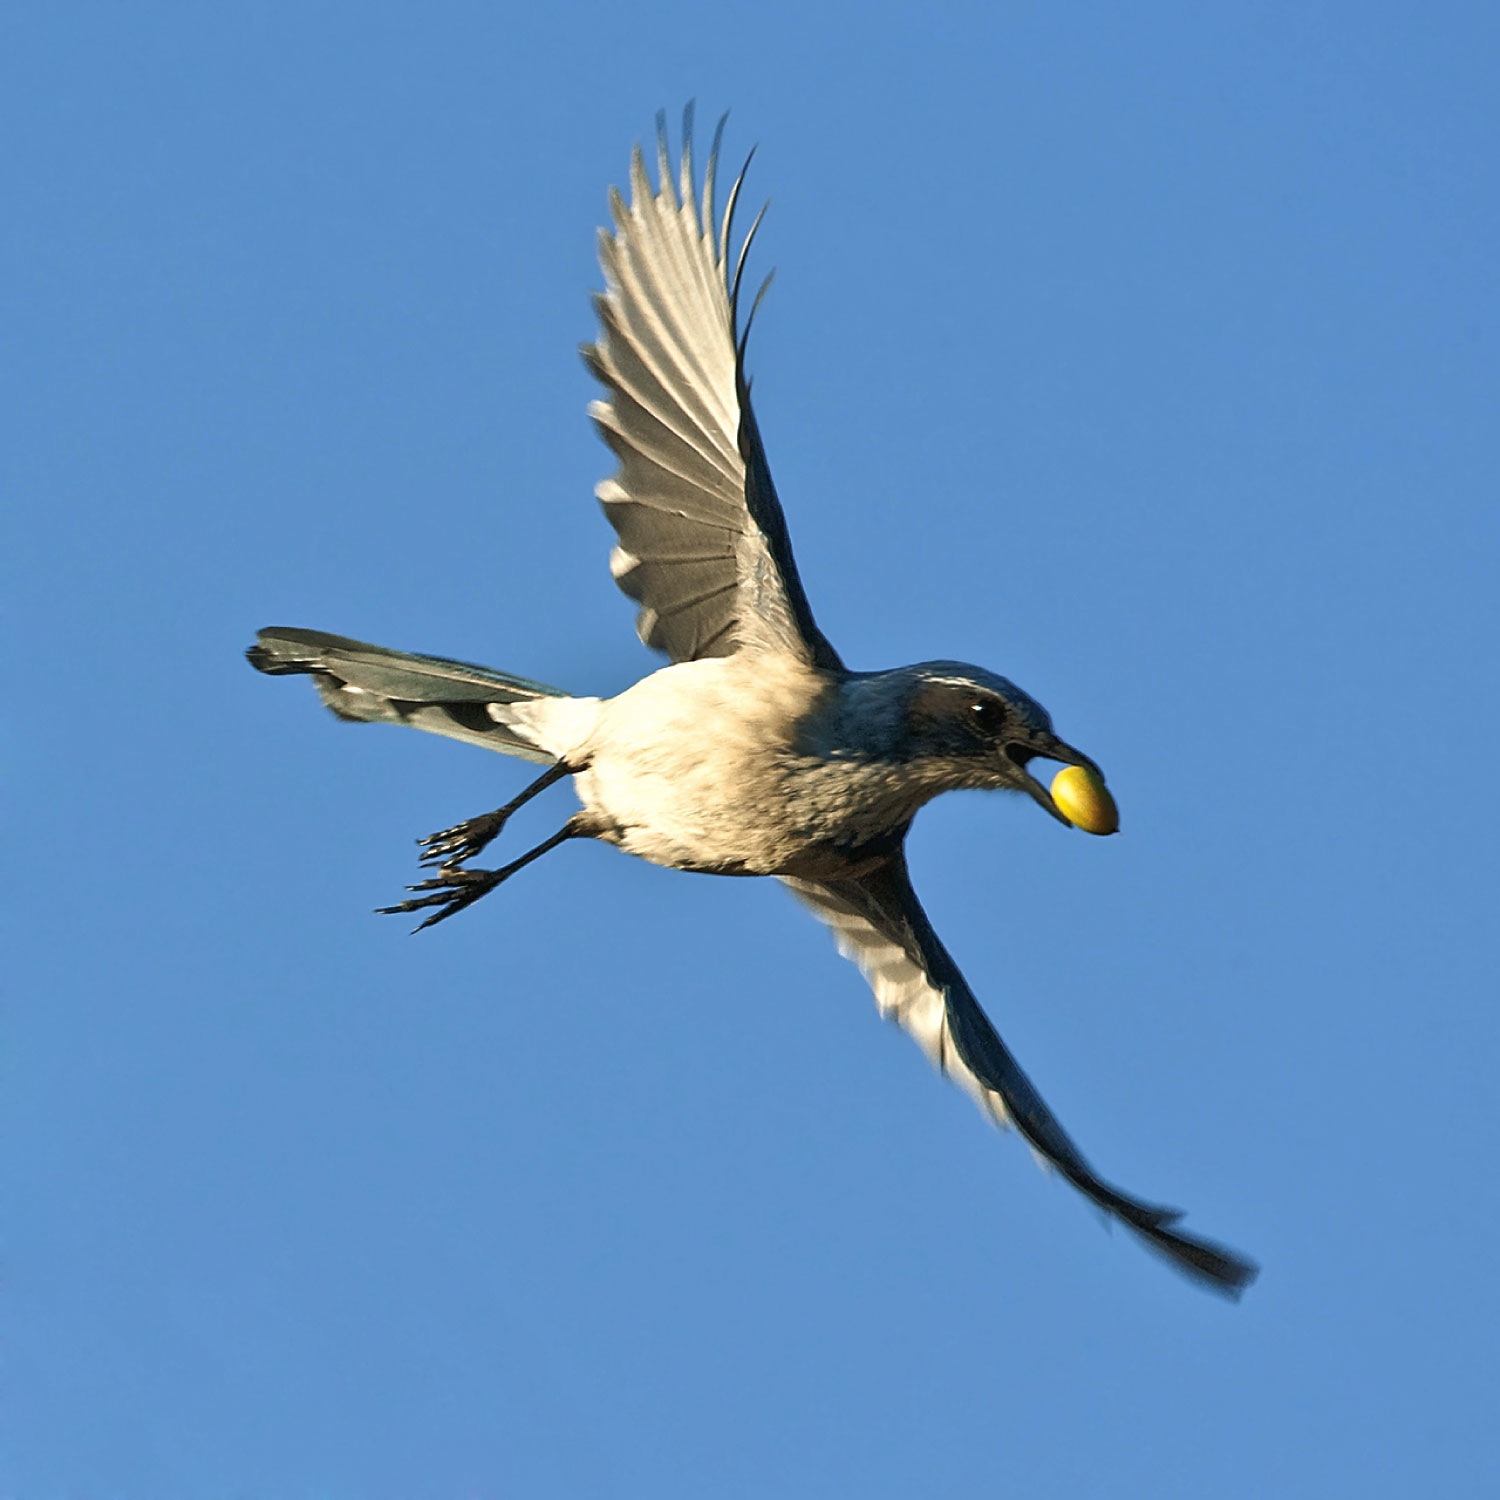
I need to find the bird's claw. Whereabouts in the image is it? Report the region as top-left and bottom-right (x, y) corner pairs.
(377, 866), (505, 931)
(417, 810), (510, 868)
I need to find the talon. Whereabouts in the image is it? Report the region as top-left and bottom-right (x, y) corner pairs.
(380, 798), (577, 934)
(415, 810), (511, 868)
(377, 864), (506, 931)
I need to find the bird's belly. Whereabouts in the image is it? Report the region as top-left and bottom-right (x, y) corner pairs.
(573, 749), (920, 879)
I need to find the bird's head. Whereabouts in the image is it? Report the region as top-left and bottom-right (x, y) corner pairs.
(864, 663), (1116, 832)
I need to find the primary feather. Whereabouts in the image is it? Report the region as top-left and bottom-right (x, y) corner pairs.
(586, 107), (840, 669)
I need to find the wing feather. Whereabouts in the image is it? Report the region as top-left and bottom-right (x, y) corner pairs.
(784, 859), (1259, 1297)
(588, 108), (842, 669)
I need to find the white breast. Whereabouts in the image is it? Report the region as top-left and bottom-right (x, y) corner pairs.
(571, 655), (842, 872)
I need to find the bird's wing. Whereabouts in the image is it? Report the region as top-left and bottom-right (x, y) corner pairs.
(585, 108), (842, 670)
(782, 858), (1258, 1297)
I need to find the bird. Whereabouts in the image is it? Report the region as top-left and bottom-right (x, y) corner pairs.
(247, 107), (1257, 1298)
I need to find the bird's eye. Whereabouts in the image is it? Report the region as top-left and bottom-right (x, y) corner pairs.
(970, 699), (1007, 734)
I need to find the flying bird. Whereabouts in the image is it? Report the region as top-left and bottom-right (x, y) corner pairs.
(248, 110), (1257, 1297)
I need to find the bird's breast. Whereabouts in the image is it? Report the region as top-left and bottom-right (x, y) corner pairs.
(568, 657), (946, 877)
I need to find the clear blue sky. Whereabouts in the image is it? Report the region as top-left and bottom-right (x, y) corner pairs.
(5, 3), (1497, 1495)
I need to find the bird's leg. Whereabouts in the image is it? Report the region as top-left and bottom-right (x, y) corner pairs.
(380, 816), (585, 932)
(417, 761), (571, 868)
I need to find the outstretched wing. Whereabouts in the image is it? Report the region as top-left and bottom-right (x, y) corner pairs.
(783, 858), (1258, 1297)
(585, 108), (842, 670)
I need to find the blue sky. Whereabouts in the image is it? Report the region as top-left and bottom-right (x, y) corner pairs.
(5, 3), (1497, 1495)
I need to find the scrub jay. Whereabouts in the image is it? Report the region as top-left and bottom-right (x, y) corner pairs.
(249, 110), (1257, 1297)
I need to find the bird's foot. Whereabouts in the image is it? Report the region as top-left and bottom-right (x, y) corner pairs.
(417, 808), (511, 868)
(378, 865), (509, 931)
(384, 815), (581, 933)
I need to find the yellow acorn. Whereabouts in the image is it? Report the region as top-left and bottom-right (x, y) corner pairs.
(1051, 765), (1119, 836)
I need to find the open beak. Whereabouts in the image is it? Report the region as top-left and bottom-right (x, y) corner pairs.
(1005, 734), (1104, 828)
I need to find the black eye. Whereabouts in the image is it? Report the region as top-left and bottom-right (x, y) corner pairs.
(970, 699), (1008, 735)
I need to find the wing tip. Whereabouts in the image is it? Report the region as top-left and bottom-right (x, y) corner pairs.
(1138, 1221), (1261, 1299)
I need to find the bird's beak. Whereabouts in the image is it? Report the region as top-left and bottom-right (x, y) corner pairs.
(1006, 734), (1104, 827)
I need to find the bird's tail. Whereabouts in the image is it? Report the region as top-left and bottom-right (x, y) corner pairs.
(246, 626), (567, 763)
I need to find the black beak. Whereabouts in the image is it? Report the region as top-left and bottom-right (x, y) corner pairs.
(1005, 734), (1103, 827)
